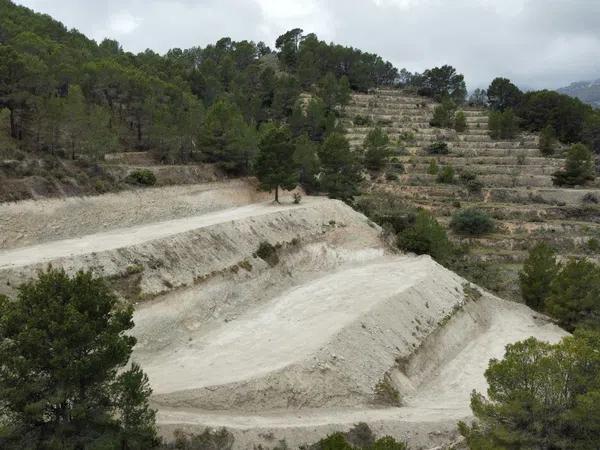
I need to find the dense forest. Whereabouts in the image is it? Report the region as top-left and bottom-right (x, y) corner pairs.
(0, 0), (399, 166)
(2, 0), (599, 200)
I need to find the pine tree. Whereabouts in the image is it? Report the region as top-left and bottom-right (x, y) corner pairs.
(519, 242), (559, 310)
(546, 258), (600, 331)
(363, 127), (391, 171)
(255, 125), (298, 202)
(319, 133), (363, 202)
(454, 110), (467, 132)
(552, 143), (596, 186)
(0, 269), (158, 449)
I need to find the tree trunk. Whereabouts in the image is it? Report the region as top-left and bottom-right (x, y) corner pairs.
(9, 108), (17, 139)
(275, 185), (279, 203)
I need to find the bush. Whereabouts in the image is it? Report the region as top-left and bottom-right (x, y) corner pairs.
(460, 331), (600, 450)
(374, 377), (401, 406)
(397, 210), (452, 262)
(518, 242), (560, 310)
(354, 193), (415, 234)
(539, 125), (557, 156)
(125, 169), (157, 186)
(255, 241), (279, 266)
(488, 109), (519, 140)
(450, 208), (495, 236)
(546, 258), (600, 331)
(353, 115), (373, 126)
(454, 110), (468, 132)
(364, 127), (391, 171)
(552, 143), (596, 187)
(427, 141), (449, 155)
(429, 98), (456, 128)
(169, 428), (235, 450)
(427, 159), (439, 175)
(436, 165), (455, 183)
(459, 170), (483, 193)
(308, 424), (407, 450)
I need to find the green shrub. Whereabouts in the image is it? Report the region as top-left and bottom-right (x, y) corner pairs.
(308, 424), (407, 450)
(364, 127), (391, 171)
(459, 170), (483, 193)
(539, 125), (557, 156)
(454, 110), (468, 132)
(397, 210), (452, 262)
(354, 193), (415, 234)
(546, 258), (600, 331)
(427, 141), (449, 155)
(430, 98), (456, 128)
(397, 131), (415, 143)
(427, 159), (439, 175)
(353, 115), (372, 126)
(552, 143), (596, 187)
(171, 428), (235, 450)
(587, 238), (600, 253)
(255, 241), (279, 266)
(125, 169), (157, 186)
(460, 331), (600, 450)
(450, 208), (495, 236)
(436, 165), (455, 183)
(488, 109), (519, 140)
(373, 376), (401, 406)
(518, 242), (560, 310)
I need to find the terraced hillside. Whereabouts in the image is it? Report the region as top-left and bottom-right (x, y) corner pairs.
(0, 181), (566, 449)
(343, 89), (600, 299)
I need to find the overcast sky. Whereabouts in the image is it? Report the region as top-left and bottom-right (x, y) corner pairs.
(14, 0), (600, 90)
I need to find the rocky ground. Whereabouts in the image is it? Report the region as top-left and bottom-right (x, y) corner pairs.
(0, 180), (567, 449)
(344, 89), (600, 299)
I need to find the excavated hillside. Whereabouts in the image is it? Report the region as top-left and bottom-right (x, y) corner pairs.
(343, 89), (600, 298)
(0, 180), (567, 449)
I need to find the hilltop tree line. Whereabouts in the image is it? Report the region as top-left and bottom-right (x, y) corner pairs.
(474, 77), (600, 155)
(0, 0), (401, 168)
(0, 0), (484, 202)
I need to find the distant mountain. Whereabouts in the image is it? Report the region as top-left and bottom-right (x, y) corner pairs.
(557, 79), (600, 108)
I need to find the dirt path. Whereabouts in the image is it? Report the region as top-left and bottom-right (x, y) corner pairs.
(405, 298), (567, 410)
(156, 405), (468, 428)
(137, 257), (427, 395)
(151, 296), (565, 431)
(0, 198), (325, 270)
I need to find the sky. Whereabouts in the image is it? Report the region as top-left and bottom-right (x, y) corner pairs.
(13, 0), (600, 90)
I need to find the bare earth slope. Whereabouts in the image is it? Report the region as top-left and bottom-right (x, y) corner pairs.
(0, 182), (567, 449)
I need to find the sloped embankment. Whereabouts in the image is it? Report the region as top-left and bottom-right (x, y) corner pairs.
(0, 182), (567, 449)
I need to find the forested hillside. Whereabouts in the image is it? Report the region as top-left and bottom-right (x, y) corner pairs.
(0, 1), (397, 164)
(1, 0), (599, 204)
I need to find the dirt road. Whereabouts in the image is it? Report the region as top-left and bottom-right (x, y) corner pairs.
(0, 198), (325, 270)
(137, 257), (427, 394)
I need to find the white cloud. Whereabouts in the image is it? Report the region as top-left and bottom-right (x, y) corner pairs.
(107, 11), (141, 35)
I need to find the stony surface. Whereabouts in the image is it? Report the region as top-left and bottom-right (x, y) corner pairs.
(0, 181), (567, 449)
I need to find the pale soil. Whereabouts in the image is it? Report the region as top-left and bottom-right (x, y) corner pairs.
(0, 197), (326, 270)
(150, 293), (565, 449)
(0, 179), (270, 249)
(0, 181), (568, 449)
(137, 257), (428, 395)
